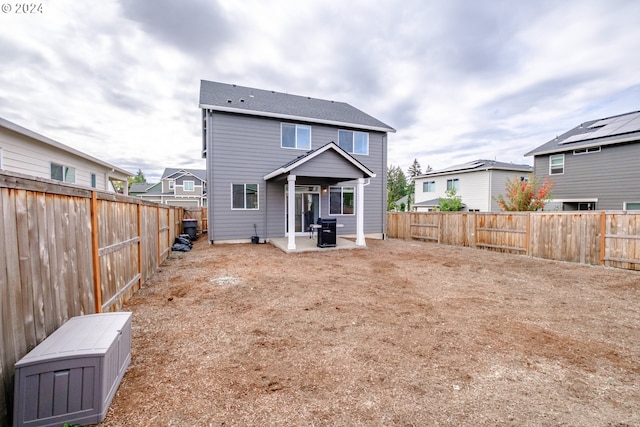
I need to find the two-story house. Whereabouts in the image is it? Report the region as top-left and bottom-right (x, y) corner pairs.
(199, 80), (395, 250)
(413, 159), (533, 212)
(0, 117), (132, 192)
(525, 110), (640, 211)
(130, 168), (206, 207)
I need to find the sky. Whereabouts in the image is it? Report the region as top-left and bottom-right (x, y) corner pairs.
(1, 0), (639, 182)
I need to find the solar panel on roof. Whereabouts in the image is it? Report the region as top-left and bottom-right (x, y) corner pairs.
(559, 112), (640, 144)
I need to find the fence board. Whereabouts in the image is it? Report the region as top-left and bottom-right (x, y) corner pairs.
(0, 171), (183, 426)
(387, 211), (639, 270)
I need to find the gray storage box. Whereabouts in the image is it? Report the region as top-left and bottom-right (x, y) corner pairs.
(13, 312), (132, 427)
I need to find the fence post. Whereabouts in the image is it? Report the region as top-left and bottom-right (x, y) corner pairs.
(437, 212), (442, 244)
(90, 191), (102, 313)
(525, 213), (531, 256)
(137, 203), (142, 289)
(600, 211), (606, 265)
(157, 206), (161, 267)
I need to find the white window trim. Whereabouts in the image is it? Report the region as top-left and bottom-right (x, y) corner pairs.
(446, 178), (459, 192)
(168, 180), (175, 190)
(573, 146), (601, 155)
(422, 180), (435, 192)
(51, 163), (76, 184)
(281, 123), (312, 150)
(338, 129), (369, 155)
(183, 180), (195, 192)
(329, 186), (355, 216)
(549, 154), (565, 175)
(0, 147), (3, 169)
(623, 201), (640, 211)
(231, 183), (259, 210)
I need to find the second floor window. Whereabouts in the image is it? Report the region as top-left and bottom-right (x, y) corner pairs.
(282, 124), (311, 150)
(169, 180), (175, 190)
(446, 178), (459, 192)
(550, 154), (564, 174)
(51, 163), (75, 183)
(338, 130), (368, 155)
(423, 181), (435, 192)
(91, 174), (97, 188)
(183, 181), (194, 191)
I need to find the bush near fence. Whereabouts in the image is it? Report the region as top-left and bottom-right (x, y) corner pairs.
(387, 211), (640, 270)
(0, 171), (183, 426)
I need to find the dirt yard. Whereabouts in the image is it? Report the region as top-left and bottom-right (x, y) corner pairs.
(101, 238), (640, 426)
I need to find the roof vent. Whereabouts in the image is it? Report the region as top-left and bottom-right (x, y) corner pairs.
(240, 99), (245, 103)
(226, 99), (232, 103)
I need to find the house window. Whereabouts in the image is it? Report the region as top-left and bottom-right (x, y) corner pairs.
(624, 202), (640, 211)
(549, 154), (564, 175)
(329, 186), (354, 215)
(168, 180), (175, 190)
(446, 178), (459, 191)
(338, 130), (368, 155)
(183, 181), (195, 191)
(91, 174), (97, 188)
(422, 181), (435, 192)
(282, 124), (311, 150)
(51, 163), (76, 183)
(573, 146), (600, 155)
(232, 183), (258, 210)
(0, 147), (3, 169)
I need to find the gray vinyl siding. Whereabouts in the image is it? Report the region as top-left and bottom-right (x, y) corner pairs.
(533, 142), (640, 210)
(205, 111), (387, 241)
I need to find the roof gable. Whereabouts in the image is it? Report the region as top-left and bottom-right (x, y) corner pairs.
(161, 168), (206, 182)
(264, 142), (375, 181)
(199, 80), (395, 133)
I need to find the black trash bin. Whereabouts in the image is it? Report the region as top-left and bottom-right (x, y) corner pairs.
(317, 217), (337, 248)
(182, 219), (198, 241)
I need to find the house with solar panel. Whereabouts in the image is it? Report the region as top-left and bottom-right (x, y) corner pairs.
(199, 80), (395, 250)
(412, 160), (533, 212)
(525, 110), (640, 211)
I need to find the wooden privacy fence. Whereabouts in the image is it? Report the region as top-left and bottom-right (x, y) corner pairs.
(0, 171), (183, 426)
(387, 211), (640, 270)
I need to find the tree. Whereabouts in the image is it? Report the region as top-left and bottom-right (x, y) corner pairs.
(438, 189), (463, 211)
(387, 165), (408, 211)
(407, 158), (422, 178)
(127, 169), (147, 189)
(495, 175), (554, 211)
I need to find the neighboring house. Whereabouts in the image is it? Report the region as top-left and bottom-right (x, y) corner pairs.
(199, 80), (395, 249)
(0, 117), (132, 193)
(526, 110), (640, 211)
(413, 159), (533, 212)
(130, 168), (207, 207)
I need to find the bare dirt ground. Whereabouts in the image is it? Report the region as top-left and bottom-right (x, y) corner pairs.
(101, 238), (640, 426)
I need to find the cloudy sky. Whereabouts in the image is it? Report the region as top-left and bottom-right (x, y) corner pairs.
(1, 0), (639, 182)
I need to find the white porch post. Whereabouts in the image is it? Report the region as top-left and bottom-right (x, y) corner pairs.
(287, 174), (297, 250)
(356, 177), (366, 247)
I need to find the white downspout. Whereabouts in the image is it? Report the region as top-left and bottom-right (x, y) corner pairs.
(287, 174), (296, 250)
(356, 177), (366, 247)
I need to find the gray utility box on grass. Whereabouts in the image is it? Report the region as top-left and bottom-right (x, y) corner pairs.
(13, 312), (132, 427)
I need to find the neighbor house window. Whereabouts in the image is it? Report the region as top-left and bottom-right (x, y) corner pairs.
(624, 202), (640, 211)
(573, 146), (601, 155)
(51, 163), (76, 183)
(91, 173), (97, 188)
(0, 147), (3, 169)
(338, 130), (369, 155)
(330, 186), (354, 215)
(232, 183), (258, 209)
(422, 181), (435, 192)
(168, 180), (175, 190)
(549, 154), (564, 174)
(446, 178), (459, 191)
(183, 181), (195, 191)
(282, 124), (311, 150)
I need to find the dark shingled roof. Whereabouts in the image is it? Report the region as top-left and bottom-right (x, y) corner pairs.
(526, 110), (640, 156)
(416, 159), (532, 178)
(161, 168), (206, 181)
(199, 80), (395, 133)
